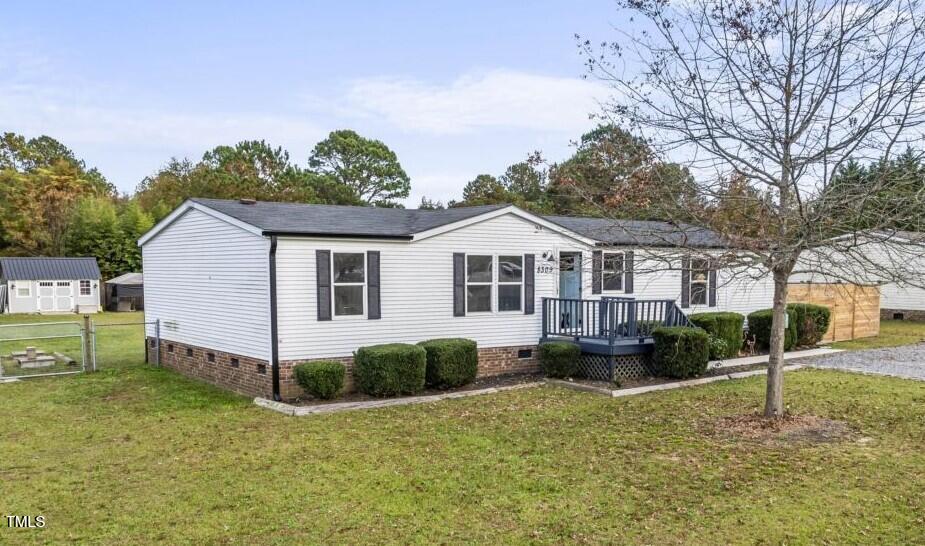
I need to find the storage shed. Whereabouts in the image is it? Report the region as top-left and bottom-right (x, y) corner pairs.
(105, 272), (144, 311)
(0, 257), (102, 314)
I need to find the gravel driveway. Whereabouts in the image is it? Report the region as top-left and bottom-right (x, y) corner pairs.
(801, 342), (925, 381)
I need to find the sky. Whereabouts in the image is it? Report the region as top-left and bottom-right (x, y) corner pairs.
(1, 1), (626, 206)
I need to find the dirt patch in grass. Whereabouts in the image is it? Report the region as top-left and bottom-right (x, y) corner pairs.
(709, 413), (855, 446)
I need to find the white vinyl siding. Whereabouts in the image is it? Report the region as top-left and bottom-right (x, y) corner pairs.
(142, 208), (270, 360)
(276, 213), (587, 360)
(881, 282), (925, 311)
(581, 250), (776, 316)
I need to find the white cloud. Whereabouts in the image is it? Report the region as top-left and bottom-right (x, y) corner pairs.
(324, 69), (609, 135)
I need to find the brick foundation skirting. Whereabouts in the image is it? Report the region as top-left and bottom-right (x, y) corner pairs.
(881, 308), (925, 322)
(149, 338), (541, 401)
(281, 345), (541, 401)
(147, 338), (273, 399)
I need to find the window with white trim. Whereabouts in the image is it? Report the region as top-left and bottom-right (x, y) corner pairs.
(690, 258), (709, 305)
(602, 252), (624, 291)
(466, 255), (492, 312)
(497, 255), (523, 311)
(79, 280), (92, 296)
(16, 284), (30, 297)
(332, 252), (365, 316)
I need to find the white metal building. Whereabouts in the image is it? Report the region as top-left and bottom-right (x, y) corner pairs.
(0, 257), (102, 314)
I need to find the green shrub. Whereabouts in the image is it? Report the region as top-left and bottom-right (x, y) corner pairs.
(787, 303), (832, 346)
(651, 327), (710, 378)
(538, 341), (581, 378)
(418, 338), (478, 389)
(293, 361), (345, 400)
(354, 343), (427, 397)
(688, 312), (745, 359)
(707, 335), (728, 361)
(747, 308), (798, 351)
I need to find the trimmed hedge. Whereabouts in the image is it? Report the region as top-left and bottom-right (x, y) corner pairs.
(651, 327), (710, 379)
(293, 360), (346, 400)
(787, 303), (832, 346)
(354, 343), (427, 397)
(418, 338), (478, 389)
(688, 312), (745, 359)
(747, 308), (798, 351)
(538, 341), (581, 378)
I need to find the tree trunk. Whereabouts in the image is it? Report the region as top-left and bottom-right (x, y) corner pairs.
(764, 267), (790, 418)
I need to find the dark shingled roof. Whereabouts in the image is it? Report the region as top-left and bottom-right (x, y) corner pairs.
(0, 257), (101, 281)
(193, 198), (508, 239)
(542, 215), (728, 248)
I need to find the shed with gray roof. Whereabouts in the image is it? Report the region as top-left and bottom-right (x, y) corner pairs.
(0, 257), (102, 314)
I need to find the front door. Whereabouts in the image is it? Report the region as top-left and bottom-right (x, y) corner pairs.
(559, 252), (582, 329)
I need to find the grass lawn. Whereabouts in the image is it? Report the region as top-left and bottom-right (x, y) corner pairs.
(833, 319), (925, 350)
(2, 313), (925, 544)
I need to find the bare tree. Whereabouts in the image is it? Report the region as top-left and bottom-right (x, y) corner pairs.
(580, 0), (925, 417)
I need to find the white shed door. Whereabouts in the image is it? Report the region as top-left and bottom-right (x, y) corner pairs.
(37, 281), (55, 311)
(55, 281), (73, 311)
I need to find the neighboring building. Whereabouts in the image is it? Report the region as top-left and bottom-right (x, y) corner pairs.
(0, 257), (102, 314)
(105, 272), (144, 311)
(794, 231), (925, 322)
(139, 198), (776, 400)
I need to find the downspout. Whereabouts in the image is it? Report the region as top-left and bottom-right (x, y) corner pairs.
(269, 235), (281, 401)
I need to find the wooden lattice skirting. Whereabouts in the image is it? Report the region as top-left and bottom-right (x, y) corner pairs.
(576, 353), (655, 381)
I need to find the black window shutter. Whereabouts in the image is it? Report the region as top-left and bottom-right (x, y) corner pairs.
(453, 253), (465, 316)
(316, 250), (332, 321)
(592, 250), (602, 295)
(708, 266), (717, 307)
(524, 253), (535, 315)
(680, 256), (691, 309)
(624, 250), (634, 294)
(367, 251), (381, 319)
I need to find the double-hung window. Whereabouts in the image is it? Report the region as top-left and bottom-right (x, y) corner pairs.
(16, 284), (30, 298)
(333, 252), (365, 316)
(602, 252), (624, 291)
(79, 280), (92, 296)
(466, 255), (492, 312)
(497, 255), (523, 311)
(690, 258), (709, 305)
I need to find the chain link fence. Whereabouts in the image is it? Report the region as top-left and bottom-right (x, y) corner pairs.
(0, 316), (160, 381)
(0, 321), (87, 379)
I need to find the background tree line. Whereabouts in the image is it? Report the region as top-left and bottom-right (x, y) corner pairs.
(1, 124), (922, 281)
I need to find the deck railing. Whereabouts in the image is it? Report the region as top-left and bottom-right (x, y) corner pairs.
(541, 297), (692, 343)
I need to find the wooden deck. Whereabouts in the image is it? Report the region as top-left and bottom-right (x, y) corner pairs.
(540, 297), (692, 355)
(543, 334), (655, 355)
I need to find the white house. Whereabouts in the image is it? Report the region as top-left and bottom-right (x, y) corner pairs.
(0, 257), (102, 314)
(139, 198), (776, 400)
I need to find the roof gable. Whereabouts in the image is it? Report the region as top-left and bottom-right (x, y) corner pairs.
(0, 257), (101, 281)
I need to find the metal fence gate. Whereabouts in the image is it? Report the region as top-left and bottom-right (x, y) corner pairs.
(0, 317), (161, 381)
(0, 321), (88, 380)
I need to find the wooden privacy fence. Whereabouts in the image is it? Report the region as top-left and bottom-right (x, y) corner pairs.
(788, 283), (880, 342)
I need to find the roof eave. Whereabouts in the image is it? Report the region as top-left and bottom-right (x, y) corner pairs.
(264, 231), (414, 241)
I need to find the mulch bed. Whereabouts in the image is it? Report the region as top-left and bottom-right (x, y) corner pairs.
(289, 372), (544, 406)
(707, 413), (855, 446)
